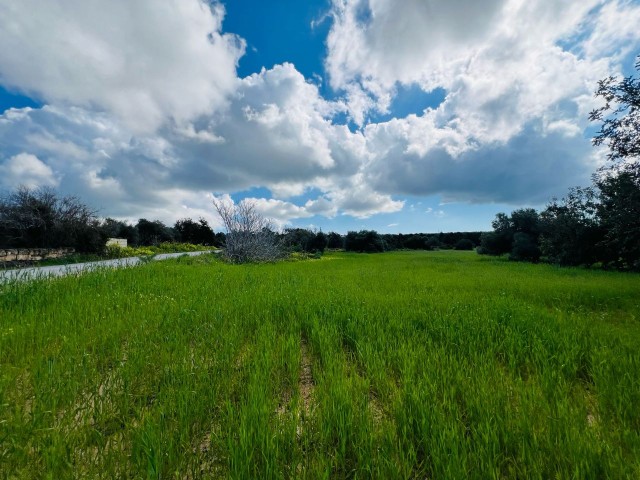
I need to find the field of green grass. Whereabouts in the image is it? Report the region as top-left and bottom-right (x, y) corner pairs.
(1, 251), (639, 478)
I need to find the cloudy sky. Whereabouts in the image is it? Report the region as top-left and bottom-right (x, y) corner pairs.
(1, 0), (639, 233)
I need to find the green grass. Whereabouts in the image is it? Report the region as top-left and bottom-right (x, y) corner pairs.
(1, 251), (639, 479)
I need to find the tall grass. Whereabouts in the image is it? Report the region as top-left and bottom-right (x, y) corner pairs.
(1, 251), (638, 478)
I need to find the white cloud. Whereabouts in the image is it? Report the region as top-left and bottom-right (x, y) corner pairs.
(325, 0), (639, 140)
(322, 0), (639, 205)
(0, 153), (58, 189)
(0, 64), (403, 225)
(425, 208), (445, 218)
(0, 1), (638, 229)
(0, 0), (244, 133)
(581, 0), (640, 61)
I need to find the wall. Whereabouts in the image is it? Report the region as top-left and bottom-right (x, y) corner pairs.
(106, 238), (128, 248)
(0, 248), (75, 263)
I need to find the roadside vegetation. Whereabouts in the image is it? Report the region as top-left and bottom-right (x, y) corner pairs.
(1, 251), (638, 478)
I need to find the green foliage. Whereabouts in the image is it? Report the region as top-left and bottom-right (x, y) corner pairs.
(135, 218), (175, 246)
(326, 231), (344, 249)
(539, 187), (603, 266)
(479, 209), (540, 257)
(104, 242), (209, 259)
(454, 238), (475, 251)
(589, 54), (640, 162)
(509, 232), (541, 262)
(596, 164), (640, 270)
(101, 218), (139, 246)
(1, 251), (639, 478)
(308, 231), (328, 254)
(174, 217), (216, 246)
(344, 230), (385, 252)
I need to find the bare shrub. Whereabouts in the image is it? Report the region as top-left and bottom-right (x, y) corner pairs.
(212, 197), (283, 263)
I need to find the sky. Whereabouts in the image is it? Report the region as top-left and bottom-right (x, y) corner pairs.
(0, 0), (639, 234)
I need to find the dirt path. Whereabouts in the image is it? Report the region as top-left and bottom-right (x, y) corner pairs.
(299, 338), (315, 419)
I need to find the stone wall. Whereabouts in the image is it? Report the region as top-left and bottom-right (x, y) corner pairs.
(0, 248), (75, 263)
(106, 238), (128, 248)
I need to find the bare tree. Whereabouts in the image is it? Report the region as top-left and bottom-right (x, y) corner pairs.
(0, 186), (104, 251)
(212, 197), (283, 263)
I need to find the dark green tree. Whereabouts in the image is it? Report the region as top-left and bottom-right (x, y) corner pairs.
(326, 232), (343, 249)
(478, 213), (513, 255)
(308, 231), (328, 253)
(595, 165), (640, 270)
(101, 218), (139, 246)
(344, 230), (385, 253)
(174, 217), (216, 245)
(589, 55), (640, 162)
(539, 187), (603, 266)
(136, 218), (175, 246)
(454, 238), (475, 251)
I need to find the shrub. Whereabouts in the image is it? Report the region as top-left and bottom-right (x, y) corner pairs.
(454, 238), (475, 250)
(344, 230), (385, 253)
(510, 233), (541, 262)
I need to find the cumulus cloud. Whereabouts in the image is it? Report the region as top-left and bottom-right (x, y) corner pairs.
(0, 65), (403, 226)
(0, 152), (58, 189)
(0, 106), (221, 226)
(325, 0), (639, 135)
(322, 0), (639, 205)
(326, 0), (504, 92)
(364, 119), (601, 204)
(0, 0), (638, 229)
(0, 0), (244, 133)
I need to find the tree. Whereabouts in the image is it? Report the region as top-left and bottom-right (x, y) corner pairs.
(404, 234), (428, 250)
(478, 213), (513, 255)
(308, 231), (328, 253)
(478, 209), (541, 259)
(174, 217), (216, 245)
(589, 54), (640, 270)
(0, 186), (106, 253)
(212, 197), (283, 263)
(595, 166), (640, 270)
(510, 233), (541, 262)
(539, 187), (603, 266)
(454, 238), (474, 251)
(326, 232), (343, 249)
(101, 218), (139, 246)
(344, 230), (385, 253)
(282, 228), (315, 252)
(424, 236), (441, 250)
(136, 218), (175, 246)
(589, 55), (640, 162)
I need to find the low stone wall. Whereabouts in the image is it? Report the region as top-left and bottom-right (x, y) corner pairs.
(0, 247), (75, 263)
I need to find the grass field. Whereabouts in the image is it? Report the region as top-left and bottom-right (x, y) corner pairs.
(1, 251), (639, 479)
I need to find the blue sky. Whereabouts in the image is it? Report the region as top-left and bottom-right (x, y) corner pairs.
(0, 0), (639, 233)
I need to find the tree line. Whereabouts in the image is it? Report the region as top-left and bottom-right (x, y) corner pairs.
(0, 185), (480, 259)
(479, 55), (640, 271)
(281, 229), (481, 254)
(0, 186), (224, 253)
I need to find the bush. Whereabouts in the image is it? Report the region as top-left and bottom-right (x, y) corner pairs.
(510, 233), (541, 262)
(344, 230), (385, 253)
(212, 198), (283, 263)
(478, 231), (511, 255)
(454, 238), (475, 250)
(174, 217), (216, 245)
(104, 242), (209, 259)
